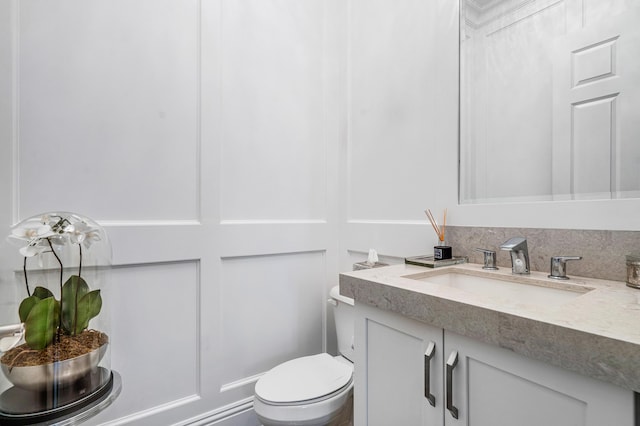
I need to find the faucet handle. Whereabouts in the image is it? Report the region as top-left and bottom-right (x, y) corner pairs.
(548, 256), (582, 280)
(474, 248), (498, 270)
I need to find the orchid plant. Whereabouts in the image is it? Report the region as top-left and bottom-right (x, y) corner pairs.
(10, 213), (103, 350)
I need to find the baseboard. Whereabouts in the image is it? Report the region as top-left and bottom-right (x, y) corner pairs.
(180, 397), (257, 426)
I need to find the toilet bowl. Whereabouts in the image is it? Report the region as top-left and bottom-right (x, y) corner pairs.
(254, 353), (353, 425)
(253, 286), (354, 426)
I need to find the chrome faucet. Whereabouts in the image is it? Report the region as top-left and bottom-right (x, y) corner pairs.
(499, 237), (530, 275)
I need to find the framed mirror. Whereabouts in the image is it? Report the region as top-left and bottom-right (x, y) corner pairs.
(459, 0), (640, 205)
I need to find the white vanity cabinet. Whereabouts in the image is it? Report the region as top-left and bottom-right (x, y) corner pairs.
(354, 302), (635, 426)
(353, 302), (444, 425)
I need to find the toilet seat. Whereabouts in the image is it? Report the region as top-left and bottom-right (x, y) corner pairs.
(255, 353), (352, 404)
(255, 378), (352, 407)
(253, 353), (354, 425)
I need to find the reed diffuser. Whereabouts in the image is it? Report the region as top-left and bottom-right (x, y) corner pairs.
(425, 208), (452, 260)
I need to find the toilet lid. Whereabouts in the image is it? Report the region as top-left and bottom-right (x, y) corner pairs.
(255, 353), (353, 403)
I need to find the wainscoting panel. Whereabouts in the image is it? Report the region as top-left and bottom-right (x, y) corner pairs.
(219, 0), (326, 222)
(0, 0), (11, 232)
(16, 0), (200, 221)
(218, 251), (325, 401)
(347, 0), (440, 222)
(91, 260), (200, 422)
(341, 0), (457, 278)
(3, 0), (338, 424)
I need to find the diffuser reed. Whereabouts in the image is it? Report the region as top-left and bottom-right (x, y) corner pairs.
(425, 208), (447, 245)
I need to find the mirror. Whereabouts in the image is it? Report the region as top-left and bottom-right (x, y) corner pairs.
(460, 0), (640, 204)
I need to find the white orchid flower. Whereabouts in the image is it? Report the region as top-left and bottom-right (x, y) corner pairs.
(48, 233), (69, 246)
(41, 214), (54, 226)
(64, 221), (102, 248)
(83, 231), (102, 248)
(41, 214), (71, 243)
(11, 223), (54, 241)
(20, 244), (47, 257)
(18, 238), (50, 257)
(9, 222), (56, 257)
(9, 221), (57, 257)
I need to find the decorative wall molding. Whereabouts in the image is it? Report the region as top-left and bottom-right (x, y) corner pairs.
(220, 219), (327, 225)
(10, 0), (19, 225)
(98, 395), (201, 426)
(100, 220), (203, 227)
(220, 372), (262, 393)
(347, 219), (431, 225)
(484, 0), (563, 37)
(178, 397), (254, 426)
(220, 249), (326, 261)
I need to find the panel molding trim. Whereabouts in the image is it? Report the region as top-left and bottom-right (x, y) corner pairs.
(100, 219), (203, 227)
(98, 395), (201, 426)
(219, 222), (329, 259)
(177, 397), (254, 426)
(220, 220), (327, 225)
(219, 372), (262, 393)
(347, 219), (429, 225)
(10, 0), (19, 226)
(220, 249), (326, 261)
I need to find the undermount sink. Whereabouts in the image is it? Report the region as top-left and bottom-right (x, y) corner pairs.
(408, 271), (592, 306)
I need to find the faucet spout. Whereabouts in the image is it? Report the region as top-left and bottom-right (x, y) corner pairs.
(499, 237), (530, 275)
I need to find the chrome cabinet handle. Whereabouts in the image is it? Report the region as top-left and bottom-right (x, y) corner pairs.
(446, 350), (459, 419)
(424, 341), (436, 407)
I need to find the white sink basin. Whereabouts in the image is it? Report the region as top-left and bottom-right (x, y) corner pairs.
(409, 271), (591, 306)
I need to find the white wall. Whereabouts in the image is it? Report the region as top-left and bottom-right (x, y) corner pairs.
(0, 0), (345, 424)
(341, 0), (459, 269)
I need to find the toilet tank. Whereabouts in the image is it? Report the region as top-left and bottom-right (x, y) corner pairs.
(329, 286), (355, 362)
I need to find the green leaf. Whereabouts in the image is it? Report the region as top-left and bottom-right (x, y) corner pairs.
(74, 290), (102, 333)
(19, 296), (40, 323)
(32, 286), (54, 300)
(24, 297), (60, 350)
(61, 275), (89, 335)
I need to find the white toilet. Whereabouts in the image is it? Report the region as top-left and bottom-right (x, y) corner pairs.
(253, 286), (355, 426)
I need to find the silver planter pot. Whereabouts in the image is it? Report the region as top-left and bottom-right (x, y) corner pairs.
(1, 344), (107, 392)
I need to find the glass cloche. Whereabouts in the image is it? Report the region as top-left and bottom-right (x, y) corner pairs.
(0, 212), (118, 424)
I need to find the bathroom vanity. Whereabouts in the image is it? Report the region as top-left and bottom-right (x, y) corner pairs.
(340, 264), (640, 426)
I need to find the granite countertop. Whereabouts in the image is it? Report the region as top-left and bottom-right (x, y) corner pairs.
(339, 263), (640, 393)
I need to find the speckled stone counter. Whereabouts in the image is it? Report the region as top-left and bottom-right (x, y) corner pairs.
(339, 263), (640, 393)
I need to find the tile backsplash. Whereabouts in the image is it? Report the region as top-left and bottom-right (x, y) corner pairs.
(447, 226), (640, 283)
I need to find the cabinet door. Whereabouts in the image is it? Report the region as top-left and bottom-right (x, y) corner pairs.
(354, 303), (444, 426)
(443, 331), (635, 426)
